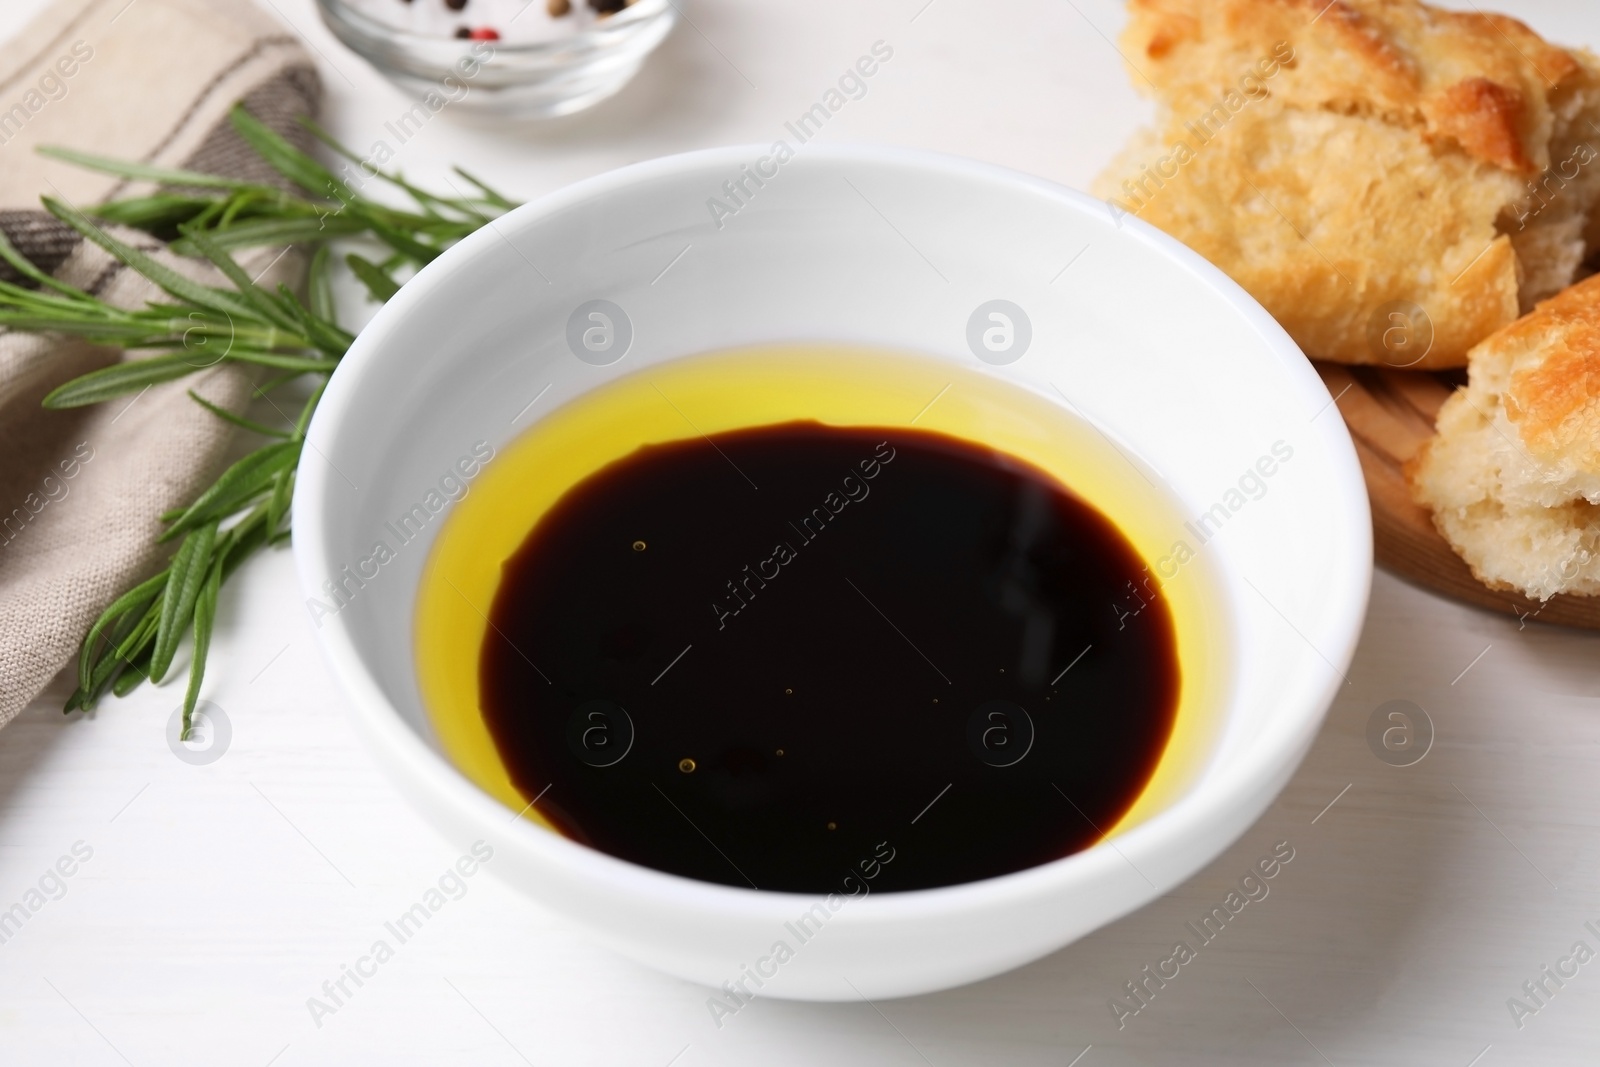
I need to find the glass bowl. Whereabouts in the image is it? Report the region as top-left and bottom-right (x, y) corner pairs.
(315, 0), (677, 119)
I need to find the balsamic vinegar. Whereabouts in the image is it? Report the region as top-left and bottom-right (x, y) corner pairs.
(477, 421), (1180, 892)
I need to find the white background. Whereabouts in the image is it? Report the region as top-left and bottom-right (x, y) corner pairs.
(3, 0), (1600, 1064)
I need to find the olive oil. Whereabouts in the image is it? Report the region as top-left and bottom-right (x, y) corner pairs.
(416, 346), (1228, 892)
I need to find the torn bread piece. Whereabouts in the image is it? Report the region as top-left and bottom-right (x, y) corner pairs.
(1409, 274), (1600, 599)
(1095, 0), (1600, 368)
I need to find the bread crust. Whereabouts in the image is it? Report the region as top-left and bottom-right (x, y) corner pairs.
(1499, 279), (1600, 469)
(1099, 0), (1600, 368)
(1126, 0), (1579, 174)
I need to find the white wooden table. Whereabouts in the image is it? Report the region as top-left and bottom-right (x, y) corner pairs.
(3, 0), (1599, 1063)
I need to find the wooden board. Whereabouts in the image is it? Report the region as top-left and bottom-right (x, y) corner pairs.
(1314, 362), (1600, 630)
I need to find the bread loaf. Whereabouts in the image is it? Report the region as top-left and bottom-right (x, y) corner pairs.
(1097, 0), (1600, 368)
(1409, 274), (1600, 599)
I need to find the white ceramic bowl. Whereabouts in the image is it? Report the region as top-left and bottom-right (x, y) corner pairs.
(294, 144), (1371, 1001)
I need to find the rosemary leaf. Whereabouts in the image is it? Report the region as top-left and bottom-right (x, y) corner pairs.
(111, 652), (153, 697)
(161, 440), (302, 539)
(182, 559), (223, 738)
(0, 316), (159, 342)
(346, 253), (400, 302)
(73, 643), (132, 711)
(150, 521), (218, 682)
(307, 244), (334, 324)
(42, 353), (201, 409)
(112, 599), (161, 666)
(169, 214), (369, 256)
(267, 466), (293, 533)
(187, 389), (291, 439)
(179, 225), (303, 335)
(75, 570), (166, 694)
(229, 108), (346, 201)
(365, 215), (440, 265)
(43, 196), (263, 325)
(78, 602), (162, 709)
(0, 227), (96, 301)
(220, 507), (272, 580)
(275, 283), (354, 355)
(451, 166), (519, 211)
(93, 194), (231, 231)
(295, 379), (326, 438)
(221, 349), (338, 374)
(36, 146), (281, 193)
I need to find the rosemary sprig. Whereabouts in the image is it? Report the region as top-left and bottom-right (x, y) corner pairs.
(1, 106), (519, 732)
(39, 109), (505, 272)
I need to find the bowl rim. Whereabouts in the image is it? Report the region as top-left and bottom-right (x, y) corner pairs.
(293, 141), (1373, 921)
(314, 0), (673, 56)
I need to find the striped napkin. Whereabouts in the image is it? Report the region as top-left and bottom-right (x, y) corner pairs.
(0, 0), (320, 728)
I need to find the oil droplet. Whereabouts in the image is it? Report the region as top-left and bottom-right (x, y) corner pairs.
(632, 540), (647, 552)
(678, 758), (696, 773)
(826, 821), (837, 831)
(784, 688), (793, 695)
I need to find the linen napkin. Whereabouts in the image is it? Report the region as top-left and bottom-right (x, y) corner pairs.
(0, 0), (320, 728)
